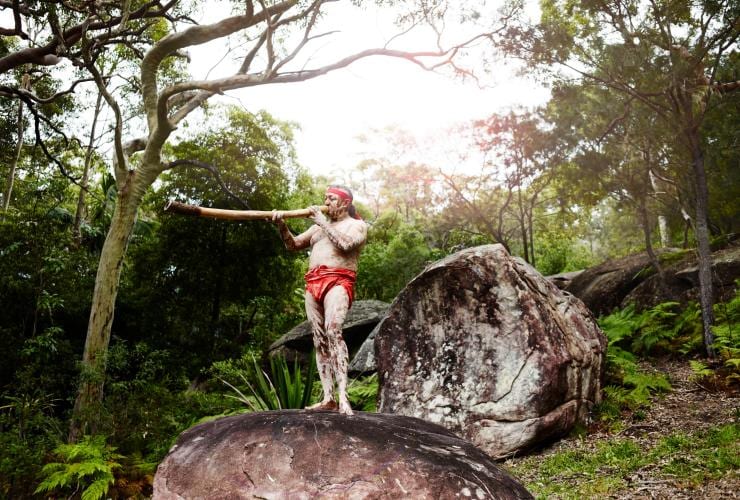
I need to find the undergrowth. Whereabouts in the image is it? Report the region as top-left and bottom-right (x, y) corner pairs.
(35, 435), (122, 500)
(596, 286), (740, 423)
(504, 422), (740, 499)
(596, 306), (672, 423)
(218, 352), (316, 411)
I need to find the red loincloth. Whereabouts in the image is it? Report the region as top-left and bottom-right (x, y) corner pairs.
(304, 265), (357, 306)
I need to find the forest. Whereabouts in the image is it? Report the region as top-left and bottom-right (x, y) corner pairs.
(0, 1), (738, 498)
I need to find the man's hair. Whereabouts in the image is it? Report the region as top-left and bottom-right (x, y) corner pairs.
(328, 184), (359, 219)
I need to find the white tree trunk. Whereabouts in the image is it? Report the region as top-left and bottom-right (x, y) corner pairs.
(657, 215), (670, 248)
(2, 99), (24, 212)
(69, 175), (139, 440)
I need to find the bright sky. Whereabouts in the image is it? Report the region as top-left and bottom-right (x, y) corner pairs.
(0, 2), (549, 182)
(188, 1), (549, 179)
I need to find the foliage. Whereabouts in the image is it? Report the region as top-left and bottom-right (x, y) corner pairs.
(0, 392), (64, 499)
(598, 291), (740, 421)
(35, 435), (122, 500)
(103, 338), (239, 462)
(121, 106), (309, 373)
(600, 301), (700, 357)
(597, 305), (672, 421)
(221, 353), (316, 411)
(347, 374), (379, 412)
(505, 423), (740, 498)
(357, 215), (433, 302)
(687, 285), (740, 385)
(534, 232), (594, 276)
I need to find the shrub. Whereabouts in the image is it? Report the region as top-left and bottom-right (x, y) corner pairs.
(0, 392), (64, 499)
(597, 307), (672, 421)
(347, 374), (379, 412)
(221, 352), (316, 411)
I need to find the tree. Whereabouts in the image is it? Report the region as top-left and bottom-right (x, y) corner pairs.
(514, 0), (740, 357)
(122, 106), (307, 371)
(545, 80), (687, 283)
(45, 0), (517, 439)
(0, 1), (186, 185)
(439, 109), (560, 262)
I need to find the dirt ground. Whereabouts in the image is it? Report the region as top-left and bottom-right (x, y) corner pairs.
(504, 358), (739, 499)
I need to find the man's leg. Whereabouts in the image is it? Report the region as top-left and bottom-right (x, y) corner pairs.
(323, 286), (353, 415)
(304, 291), (337, 410)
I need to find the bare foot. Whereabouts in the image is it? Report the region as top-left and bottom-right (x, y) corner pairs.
(338, 399), (354, 416)
(306, 399), (338, 411)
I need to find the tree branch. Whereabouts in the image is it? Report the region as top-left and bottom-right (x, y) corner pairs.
(0, 0), (180, 73)
(141, 0), (296, 135)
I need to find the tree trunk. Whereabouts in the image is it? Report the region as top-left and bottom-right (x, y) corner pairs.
(2, 99), (24, 212)
(648, 170), (671, 248)
(69, 182), (139, 441)
(528, 207), (535, 267)
(638, 196), (666, 286)
(73, 91), (104, 243)
(516, 188), (529, 262)
(687, 134), (715, 359)
(657, 215), (670, 248)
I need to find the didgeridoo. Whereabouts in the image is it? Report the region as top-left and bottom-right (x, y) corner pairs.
(163, 200), (328, 221)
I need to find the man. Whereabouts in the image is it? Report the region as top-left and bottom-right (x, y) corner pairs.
(272, 185), (367, 415)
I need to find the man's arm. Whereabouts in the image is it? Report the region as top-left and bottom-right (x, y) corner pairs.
(310, 207), (367, 252)
(273, 214), (317, 251)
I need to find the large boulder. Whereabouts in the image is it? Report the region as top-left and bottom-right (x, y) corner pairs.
(622, 244), (740, 310)
(377, 245), (606, 458)
(545, 270), (583, 290)
(153, 410), (533, 499)
(347, 322), (381, 375)
(268, 300), (389, 363)
(564, 250), (681, 316)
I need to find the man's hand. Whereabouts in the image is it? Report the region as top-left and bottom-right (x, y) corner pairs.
(308, 205), (329, 227)
(271, 209), (286, 226)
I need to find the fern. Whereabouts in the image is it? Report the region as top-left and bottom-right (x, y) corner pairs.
(689, 360), (714, 380)
(682, 284), (740, 383)
(598, 306), (673, 421)
(35, 435), (121, 500)
(633, 302), (680, 354)
(601, 302), (684, 355)
(347, 374), (379, 412)
(599, 304), (643, 346)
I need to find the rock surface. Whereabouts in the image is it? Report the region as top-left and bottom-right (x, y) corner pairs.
(268, 300), (389, 362)
(377, 245), (606, 458)
(564, 250), (677, 316)
(153, 410), (533, 499)
(545, 270), (583, 290)
(347, 322), (381, 375)
(622, 244), (740, 310)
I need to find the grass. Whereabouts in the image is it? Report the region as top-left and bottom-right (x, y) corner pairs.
(504, 423), (740, 499)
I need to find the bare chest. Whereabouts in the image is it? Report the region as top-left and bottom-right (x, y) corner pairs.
(310, 221), (351, 248)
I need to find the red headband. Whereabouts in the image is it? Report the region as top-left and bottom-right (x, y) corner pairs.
(326, 187), (352, 202)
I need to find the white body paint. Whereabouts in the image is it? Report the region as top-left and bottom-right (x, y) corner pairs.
(273, 189), (367, 415)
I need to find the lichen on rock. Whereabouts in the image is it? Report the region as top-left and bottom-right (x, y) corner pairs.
(377, 244), (607, 458)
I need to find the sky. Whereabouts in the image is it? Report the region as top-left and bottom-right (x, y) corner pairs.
(188, 1), (550, 179)
(0, 2), (549, 183)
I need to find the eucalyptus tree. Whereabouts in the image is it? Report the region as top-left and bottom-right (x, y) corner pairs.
(0, 1), (187, 203)
(546, 80), (689, 283)
(41, 0), (520, 439)
(513, 0), (740, 356)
